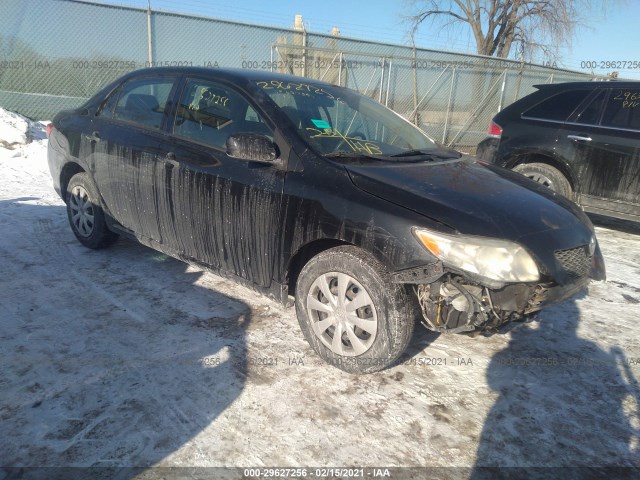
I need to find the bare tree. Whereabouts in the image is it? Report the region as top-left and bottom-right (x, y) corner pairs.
(408, 0), (612, 61)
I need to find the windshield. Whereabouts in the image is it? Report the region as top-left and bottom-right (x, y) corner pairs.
(255, 79), (443, 159)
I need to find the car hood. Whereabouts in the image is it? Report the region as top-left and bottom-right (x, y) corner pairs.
(344, 156), (593, 248)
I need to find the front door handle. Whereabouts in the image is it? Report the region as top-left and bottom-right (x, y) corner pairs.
(567, 135), (592, 142)
(84, 131), (101, 143)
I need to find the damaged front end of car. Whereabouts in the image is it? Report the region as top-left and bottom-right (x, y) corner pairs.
(394, 228), (606, 333)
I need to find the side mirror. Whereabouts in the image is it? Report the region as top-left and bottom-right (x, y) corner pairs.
(226, 133), (279, 163)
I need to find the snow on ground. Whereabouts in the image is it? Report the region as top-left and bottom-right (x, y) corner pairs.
(0, 109), (639, 476)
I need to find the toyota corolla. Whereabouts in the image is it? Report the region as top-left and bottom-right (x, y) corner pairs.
(48, 68), (605, 373)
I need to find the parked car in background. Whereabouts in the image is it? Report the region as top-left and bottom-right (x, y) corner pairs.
(48, 68), (605, 373)
(477, 81), (640, 222)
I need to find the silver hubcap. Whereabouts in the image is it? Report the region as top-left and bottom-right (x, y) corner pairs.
(306, 272), (378, 357)
(69, 185), (95, 237)
(526, 173), (554, 190)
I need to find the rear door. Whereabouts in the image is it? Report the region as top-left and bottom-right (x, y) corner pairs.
(157, 76), (286, 288)
(559, 86), (640, 212)
(90, 73), (179, 239)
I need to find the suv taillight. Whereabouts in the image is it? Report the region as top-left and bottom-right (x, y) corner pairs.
(488, 121), (502, 138)
(46, 123), (54, 138)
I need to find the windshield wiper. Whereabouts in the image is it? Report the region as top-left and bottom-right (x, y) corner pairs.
(390, 149), (462, 159)
(324, 151), (383, 161)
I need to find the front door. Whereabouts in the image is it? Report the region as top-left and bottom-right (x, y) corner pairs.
(157, 77), (285, 288)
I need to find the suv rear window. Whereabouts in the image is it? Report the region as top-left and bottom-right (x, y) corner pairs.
(523, 89), (591, 122)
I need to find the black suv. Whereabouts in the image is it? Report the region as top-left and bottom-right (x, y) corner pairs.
(477, 81), (640, 222)
(48, 68), (604, 373)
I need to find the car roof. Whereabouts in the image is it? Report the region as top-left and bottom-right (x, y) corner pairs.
(120, 66), (336, 88)
(534, 80), (640, 91)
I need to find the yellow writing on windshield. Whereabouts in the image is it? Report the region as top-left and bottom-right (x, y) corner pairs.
(257, 81), (345, 104)
(307, 127), (382, 155)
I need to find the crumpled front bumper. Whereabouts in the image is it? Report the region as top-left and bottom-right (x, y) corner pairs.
(407, 243), (605, 332)
(489, 243), (605, 315)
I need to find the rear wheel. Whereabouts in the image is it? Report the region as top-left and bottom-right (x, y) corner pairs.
(295, 246), (416, 374)
(66, 173), (118, 249)
(513, 162), (573, 200)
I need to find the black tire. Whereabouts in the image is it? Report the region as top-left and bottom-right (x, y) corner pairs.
(513, 162), (573, 200)
(66, 172), (118, 249)
(295, 246), (417, 374)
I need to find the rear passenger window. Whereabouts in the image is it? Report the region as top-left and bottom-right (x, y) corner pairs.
(523, 90), (591, 122)
(602, 89), (640, 130)
(114, 77), (174, 129)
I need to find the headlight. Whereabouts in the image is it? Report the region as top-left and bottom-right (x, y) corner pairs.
(414, 228), (540, 283)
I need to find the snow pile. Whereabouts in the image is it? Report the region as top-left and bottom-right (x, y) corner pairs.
(0, 107), (32, 147)
(0, 107), (49, 160)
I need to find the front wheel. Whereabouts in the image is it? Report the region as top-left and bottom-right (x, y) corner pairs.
(66, 172), (118, 249)
(295, 246), (416, 374)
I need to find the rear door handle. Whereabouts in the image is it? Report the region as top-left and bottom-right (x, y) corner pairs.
(84, 131), (101, 143)
(567, 135), (592, 142)
(165, 151), (178, 168)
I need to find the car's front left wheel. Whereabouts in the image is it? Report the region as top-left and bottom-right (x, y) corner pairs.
(66, 172), (118, 249)
(295, 246), (417, 374)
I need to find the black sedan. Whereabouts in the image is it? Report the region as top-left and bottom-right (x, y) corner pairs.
(48, 68), (605, 373)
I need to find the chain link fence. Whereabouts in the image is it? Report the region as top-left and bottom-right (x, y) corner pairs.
(0, 0), (607, 150)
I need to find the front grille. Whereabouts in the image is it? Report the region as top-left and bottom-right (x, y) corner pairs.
(555, 246), (590, 280)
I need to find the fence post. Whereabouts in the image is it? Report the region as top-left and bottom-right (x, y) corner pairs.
(411, 32), (419, 125)
(302, 24), (308, 77)
(385, 58), (392, 107)
(378, 58), (385, 103)
(146, 0), (153, 65)
(442, 67), (456, 144)
(513, 61), (524, 102)
(497, 70), (507, 112)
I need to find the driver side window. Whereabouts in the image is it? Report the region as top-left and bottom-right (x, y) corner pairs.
(174, 79), (272, 149)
